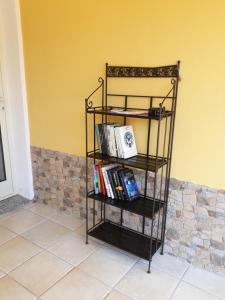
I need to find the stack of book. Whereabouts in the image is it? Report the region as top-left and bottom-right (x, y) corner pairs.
(96, 123), (137, 159)
(93, 163), (139, 201)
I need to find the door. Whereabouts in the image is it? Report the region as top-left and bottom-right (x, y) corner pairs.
(0, 65), (13, 200)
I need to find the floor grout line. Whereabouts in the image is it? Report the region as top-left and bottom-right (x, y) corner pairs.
(168, 262), (191, 300)
(182, 279), (224, 300)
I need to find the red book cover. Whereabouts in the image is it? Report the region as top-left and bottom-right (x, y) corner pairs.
(98, 162), (106, 196)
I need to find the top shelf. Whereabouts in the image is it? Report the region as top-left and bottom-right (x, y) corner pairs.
(87, 106), (173, 120)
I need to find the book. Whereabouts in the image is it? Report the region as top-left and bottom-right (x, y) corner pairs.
(101, 164), (118, 198)
(96, 123), (119, 156)
(97, 124), (107, 154)
(110, 167), (125, 200)
(107, 167), (118, 199)
(95, 124), (102, 153)
(118, 168), (139, 201)
(93, 165), (99, 194)
(96, 165), (101, 193)
(114, 126), (124, 158)
(115, 125), (137, 159)
(98, 162), (106, 196)
(110, 109), (148, 115)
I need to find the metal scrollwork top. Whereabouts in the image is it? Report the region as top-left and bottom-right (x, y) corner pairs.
(107, 64), (179, 78)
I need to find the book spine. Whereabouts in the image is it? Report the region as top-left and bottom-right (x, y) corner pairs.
(93, 165), (99, 194)
(109, 126), (114, 157)
(102, 168), (111, 198)
(99, 124), (106, 155)
(96, 165), (101, 193)
(95, 124), (102, 153)
(103, 125), (110, 156)
(111, 126), (117, 157)
(115, 127), (123, 158)
(98, 163), (106, 196)
(107, 169), (117, 199)
(111, 170), (123, 200)
(118, 171), (129, 200)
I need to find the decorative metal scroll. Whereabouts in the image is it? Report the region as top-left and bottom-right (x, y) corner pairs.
(107, 64), (179, 78)
(85, 77), (104, 109)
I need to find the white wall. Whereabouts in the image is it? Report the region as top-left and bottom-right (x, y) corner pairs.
(0, 0), (33, 199)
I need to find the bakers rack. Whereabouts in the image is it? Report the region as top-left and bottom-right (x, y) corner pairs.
(84, 62), (180, 273)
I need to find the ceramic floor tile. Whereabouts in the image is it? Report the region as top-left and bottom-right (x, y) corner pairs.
(10, 251), (73, 297)
(172, 282), (220, 300)
(105, 290), (132, 300)
(22, 220), (70, 248)
(116, 261), (179, 300)
(48, 231), (100, 266)
(0, 236), (42, 273)
(183, 266), (225, 299)
(41, 268), (110, 300)
(23, 201), (37, 209)
(0, 276), (36, 300)
(49, 211), (85, 230)
(149, 253), (190, 278)
(79, 246), (137, 287)
(0, 225), (17, 246)
(29, 203), (57, 218)
(0, 209), (45, 234)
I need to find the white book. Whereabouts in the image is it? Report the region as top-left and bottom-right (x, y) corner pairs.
(109, 126), (118, 157)
(115, 125), (137, 159)
(102, 164), (117, 198)
(114, 127), (124, 158)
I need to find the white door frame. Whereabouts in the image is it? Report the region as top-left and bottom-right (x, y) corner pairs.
(0, 100), (14, 199)
(0, 0), (34, 200)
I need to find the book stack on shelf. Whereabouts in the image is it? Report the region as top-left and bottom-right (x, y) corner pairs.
(94, 123), (139, 201)
(95, 123), (137, 159)
(93, 163), (139, 201)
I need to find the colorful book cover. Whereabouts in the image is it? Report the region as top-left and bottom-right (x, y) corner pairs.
(111, 167), (125, 200)
(98, 162), (106, 196)
(118, 168), (139, 201)
(93, 165), (99, 194)
(116, 125), (137, 159)
(96, 165), (101, 193)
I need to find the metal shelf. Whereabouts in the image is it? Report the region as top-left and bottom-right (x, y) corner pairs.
(88, 192), (164, 219)
(87, 106), (173, 120)
(88, 152), (168, 172)
(89, 222), (161, 260)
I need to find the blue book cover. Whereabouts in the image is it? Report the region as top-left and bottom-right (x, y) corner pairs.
(93, 165), (99, 194)
(119, 169), (139, 201)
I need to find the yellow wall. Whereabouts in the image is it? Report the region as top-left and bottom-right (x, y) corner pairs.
(20, 0), (225, 189)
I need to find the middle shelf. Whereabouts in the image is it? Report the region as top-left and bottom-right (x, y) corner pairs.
(88, 151), (168, 172)
(88, 191), (164, 218)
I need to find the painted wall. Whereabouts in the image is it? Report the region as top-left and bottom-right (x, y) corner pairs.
(20, 0), (225, 189)
(0, 0), (33, 199)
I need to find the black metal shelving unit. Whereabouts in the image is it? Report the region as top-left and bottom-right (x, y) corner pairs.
(85, 62), (180, 273)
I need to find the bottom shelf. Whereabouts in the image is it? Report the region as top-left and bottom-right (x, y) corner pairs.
(88, 222), (161, 260)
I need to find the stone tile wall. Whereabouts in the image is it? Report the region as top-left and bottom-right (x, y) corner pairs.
(31, 146), (225, 274)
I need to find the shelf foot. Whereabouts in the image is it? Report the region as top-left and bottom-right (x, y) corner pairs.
(147, 260), (152, 274)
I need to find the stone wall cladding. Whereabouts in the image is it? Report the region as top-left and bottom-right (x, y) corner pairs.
(31, 146), (225, 274)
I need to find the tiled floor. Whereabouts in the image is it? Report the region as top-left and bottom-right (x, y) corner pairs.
(0, 202), (224, 300)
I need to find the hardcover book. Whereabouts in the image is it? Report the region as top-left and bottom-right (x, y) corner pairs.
(118, 168), (139, 201)
(115, 125), (137, 159)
